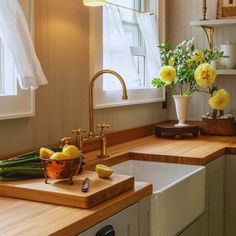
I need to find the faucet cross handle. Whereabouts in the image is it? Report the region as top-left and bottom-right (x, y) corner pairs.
(72, 128), (87, 136)
(59, 136), (73, 148)
(97, 123), (111, 136)
(72, 128), (87, 150)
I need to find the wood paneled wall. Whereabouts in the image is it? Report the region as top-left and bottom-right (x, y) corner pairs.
(0, 0), (167, 156)
(167, 0), (236, 120)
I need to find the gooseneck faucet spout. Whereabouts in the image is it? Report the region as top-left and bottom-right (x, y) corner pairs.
(69, 70), (128, 159)
(89, 70), (128, 137)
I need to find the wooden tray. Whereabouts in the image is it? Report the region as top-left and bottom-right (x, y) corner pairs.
(155, 121), (199, 138)
(200, 117), (236, 136)
(0, 171), (134, 209)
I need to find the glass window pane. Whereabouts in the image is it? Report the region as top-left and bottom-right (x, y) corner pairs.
(123, 24), (139, 47)
(0, 39), (17, 96)
(133, 55), (145, 86)
(108, 0), (140, 23)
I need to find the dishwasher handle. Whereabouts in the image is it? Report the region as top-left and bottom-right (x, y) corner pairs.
(95, 225), (115, 236)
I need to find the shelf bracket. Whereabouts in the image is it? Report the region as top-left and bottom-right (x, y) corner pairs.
(201, 26), (214, 51)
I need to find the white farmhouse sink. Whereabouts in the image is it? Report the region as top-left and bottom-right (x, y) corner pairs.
(112, 160), (206, 236)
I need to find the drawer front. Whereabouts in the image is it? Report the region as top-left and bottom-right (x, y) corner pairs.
(79, 203), (139, 236)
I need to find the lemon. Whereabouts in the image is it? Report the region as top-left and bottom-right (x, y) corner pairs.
(95, 164), (113, 178)
(62, 145), (81, 159)
(63, 144), (69, 150)
(40, 147), (54, 159)
(50, 152), (68, 160)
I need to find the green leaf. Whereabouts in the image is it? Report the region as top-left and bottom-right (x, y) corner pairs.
(152, 78), (166, 88)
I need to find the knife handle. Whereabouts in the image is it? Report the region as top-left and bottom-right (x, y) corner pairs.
(81, 177), (90, 193)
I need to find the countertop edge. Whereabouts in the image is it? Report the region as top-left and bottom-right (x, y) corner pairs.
(50, 182), (152, 236)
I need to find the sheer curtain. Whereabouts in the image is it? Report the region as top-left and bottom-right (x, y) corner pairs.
(0, 0), (48, 89)
(136, 13), (162, 86)
(103, 5), (140, 90)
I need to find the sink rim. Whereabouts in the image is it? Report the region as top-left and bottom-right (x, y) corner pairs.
(112, 159), (205, 193)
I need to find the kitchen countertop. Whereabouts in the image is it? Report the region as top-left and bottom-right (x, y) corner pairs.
(1, 134), (236, 236)
(85, 134), (236, 168)
(0, 181), (152, 236)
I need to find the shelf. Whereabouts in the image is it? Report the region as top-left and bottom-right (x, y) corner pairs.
(190, 19), (236, 27)
(217, 69), (236, 75)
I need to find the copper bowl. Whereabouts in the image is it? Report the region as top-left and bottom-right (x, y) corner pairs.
(40, 156), (84, 185)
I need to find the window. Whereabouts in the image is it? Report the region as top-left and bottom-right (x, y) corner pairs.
(0, 0), (35, 120)
(0, 38), (17, 96)
(108, 0), (148, 88)
(90, 0), (166, 108)
(103, 0), (146, 90)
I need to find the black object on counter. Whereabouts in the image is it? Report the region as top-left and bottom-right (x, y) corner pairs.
(96, 225), (115, 236)
(81, 177), (90, 193)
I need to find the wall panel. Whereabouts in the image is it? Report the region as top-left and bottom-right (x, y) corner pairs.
(167, 0), (236, 120)
(0, 0), (167, 156)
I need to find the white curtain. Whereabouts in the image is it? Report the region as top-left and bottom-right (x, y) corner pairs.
(103, 5), (140, 90)
(136, 13), (162, 86)
(0, 0), (48, 89)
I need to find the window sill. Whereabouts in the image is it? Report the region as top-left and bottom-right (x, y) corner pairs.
(94, 87), (165, 109)
(94, 98), (165, 109)
(0, 89), (35, 120)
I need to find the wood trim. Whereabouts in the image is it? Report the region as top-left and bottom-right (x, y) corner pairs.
(225, 147), (236, 155)
(158, 0), (167, 43)
(3, 122), (236, 165)
(0, 124), (155, 160)
(83, 124), (155, 153)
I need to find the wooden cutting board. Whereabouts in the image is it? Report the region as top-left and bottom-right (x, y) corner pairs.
(0, 171), (134, 209)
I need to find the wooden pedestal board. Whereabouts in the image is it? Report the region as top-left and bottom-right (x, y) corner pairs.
(155, 121), (199, 138)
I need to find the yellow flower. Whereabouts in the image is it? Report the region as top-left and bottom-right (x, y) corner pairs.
(186, 58), (193, 65)
(160, 66), (176, 85)
(208, 89), (230, 110)
(194, 63), (217, 88)
(191, 49), (205, 62)
(168, 57), (176, 67)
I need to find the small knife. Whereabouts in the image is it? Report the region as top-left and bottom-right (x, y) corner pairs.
(81, 177), (90, 193)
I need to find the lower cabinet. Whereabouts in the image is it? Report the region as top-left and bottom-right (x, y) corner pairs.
(178, 213), (208, 236)
(79, 197), (150, 236)
(80, 155), (231, 236)
(178, 155), (225, 236)
(225, 155), (236, 236)
(206, 155), (225, 236)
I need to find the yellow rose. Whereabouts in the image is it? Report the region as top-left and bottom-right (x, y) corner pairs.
(191, 49), (205, 62)
(194, 63), (217, 88)
(208, 89), (230, 110)
(160, 66), (176, 85)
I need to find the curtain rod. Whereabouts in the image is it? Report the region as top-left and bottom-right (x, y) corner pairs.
(105, 1), (147, 14)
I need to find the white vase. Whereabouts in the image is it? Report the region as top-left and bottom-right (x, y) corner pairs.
(173, 95), (191, 127)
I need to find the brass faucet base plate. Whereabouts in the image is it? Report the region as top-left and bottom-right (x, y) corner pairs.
(97, 155), (110, 159)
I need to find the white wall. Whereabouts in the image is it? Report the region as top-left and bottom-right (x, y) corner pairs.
(167, 0), (236, 120)
(0, 0), (167, 157)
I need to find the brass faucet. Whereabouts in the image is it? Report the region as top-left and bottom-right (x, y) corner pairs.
(72, 70), (128, 158)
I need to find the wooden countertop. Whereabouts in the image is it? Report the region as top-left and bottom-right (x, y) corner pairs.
(0, 181), (152, 236)
(84, 135), (236, 168)
(2, 133), (236, 235)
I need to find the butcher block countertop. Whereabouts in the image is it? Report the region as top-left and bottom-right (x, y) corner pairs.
(85, 134), (236, 168)
(2, 133), (236, 236)
(0, 182), (152, 236)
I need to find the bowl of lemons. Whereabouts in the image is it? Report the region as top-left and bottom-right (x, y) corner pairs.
(39, 145), (83, 184)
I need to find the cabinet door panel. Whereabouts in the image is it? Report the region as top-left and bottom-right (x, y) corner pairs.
(139, 196), (151, 236)
(206, 155), (225, 236)
(178, 213), (208, 236)
(79, 203), (139, 236)
(225, 155), (236, 236)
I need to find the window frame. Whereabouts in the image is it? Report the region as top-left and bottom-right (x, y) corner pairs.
(89, 0), (166, 109)
(0, 0), (35, 120)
